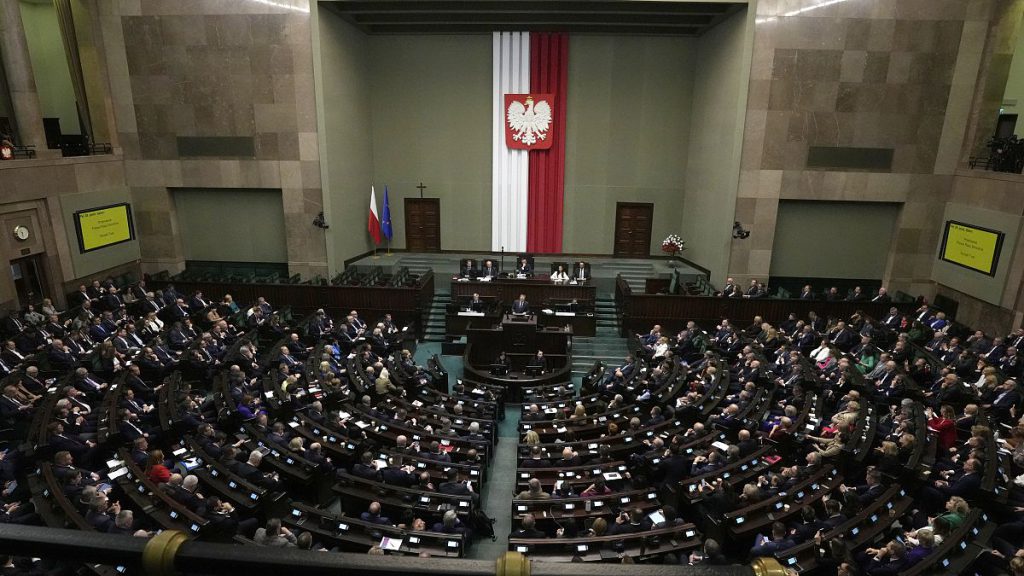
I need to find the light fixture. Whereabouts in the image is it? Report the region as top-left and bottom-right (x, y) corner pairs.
(246, 0), (309, 14)
(756, 0), (851, 24)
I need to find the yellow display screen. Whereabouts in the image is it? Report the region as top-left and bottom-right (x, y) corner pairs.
(74, 203), (135, 253)
(939, 220), (1003, 276)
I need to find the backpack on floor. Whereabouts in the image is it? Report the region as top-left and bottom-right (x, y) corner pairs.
(468, 508), (496, 541)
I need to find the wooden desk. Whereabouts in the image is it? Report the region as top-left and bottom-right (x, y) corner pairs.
(151, 271), (435, 341)
(615, 276), (914, 337)
(450, 278), (596, 308)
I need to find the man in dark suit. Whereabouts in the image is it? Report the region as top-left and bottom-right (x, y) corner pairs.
(188, 291), (209, 312)
(85, 495), (119, 532)
(983, 338), (1008, 364)
(750, 522), (795, 557)
(170, 299), (190, 320)
(861, 540), (911, 575)
(871, 287), (891, 303)
(511, 294), (530, 315)
(351, 452), (381, 482)
(554, 447), (580, 468)
(516, 257), (532, 275)
(172, 475), (207, 515)
(846, 286), (867, 302)
(1008, 328), (1024, 351)
(480, 260), (498, 278)
(520, 446), (550, 468)
(467, 293), (485, 312)
(1001, 347), (1022, 380)
(0, 385), (32, 422)
(608, 509), (648, 535)
(988, 379), (1021, 423)
(841, 468), (885, 506)
(359, 501), (391, 525)
(47, 340), (77, 371)
(438, 469), (477, 503)
(721, 277), (740, 298)
(1, 341), (27, 367)
(459, 259), (476, 278)
(831, 322), (858, 352)
(235, 450), (281, 489)
(100, 288), (124, 313)
(575, 261), (588, 282)
(798, 285), (815, 300)
(43, 315), (66, 339)
(47, 422), (96, 466)
(511, 513), (545, 538)
(819, 499), (847, 530)
(881, 307), (902, 330)
(70, 285), (92, 308)
(379, 455), (415, 487)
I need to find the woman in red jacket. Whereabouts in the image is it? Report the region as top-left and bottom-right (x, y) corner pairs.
(927, 405), (957, 453)
(145, 449), (171, 484)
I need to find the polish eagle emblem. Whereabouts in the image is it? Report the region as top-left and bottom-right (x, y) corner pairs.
(505, 94), (554, 150)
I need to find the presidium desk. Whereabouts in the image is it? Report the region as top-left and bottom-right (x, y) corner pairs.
(447, 276), (597, 337)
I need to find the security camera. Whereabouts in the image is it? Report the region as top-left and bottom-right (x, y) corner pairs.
(313, 212), (329, 229)
(732, 221), (750, 240)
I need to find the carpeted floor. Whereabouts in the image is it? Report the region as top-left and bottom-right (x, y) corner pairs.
(411, 345), (601, 560)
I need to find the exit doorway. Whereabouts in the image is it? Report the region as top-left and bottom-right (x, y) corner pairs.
(10, 254), (50, 307)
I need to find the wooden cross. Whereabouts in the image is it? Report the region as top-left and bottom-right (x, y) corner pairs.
(416, 182), (427, 198)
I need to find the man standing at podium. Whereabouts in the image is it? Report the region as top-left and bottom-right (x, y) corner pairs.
(512, 294), (530, 315)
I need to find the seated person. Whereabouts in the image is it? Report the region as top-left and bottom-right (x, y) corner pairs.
(574, 261), (589, 282)
(512, 513), (546, 538)
(459, 259), (476, 278)
(515, 257), (532, 276)
(517, 478), (550, 500)
(526, 350), (548, 374)
(479, 260), (498, 278)
(750, 521), (795, 557)
(466, 293), (486, 312)
(360, 501), (392, 525)
(492, 351), (511, 374)
(550, 265), (569, 283)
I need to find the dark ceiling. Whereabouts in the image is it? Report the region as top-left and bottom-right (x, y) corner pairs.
(321, 1), (747, 36)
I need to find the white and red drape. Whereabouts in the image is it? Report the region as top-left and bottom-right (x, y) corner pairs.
(491, 32), (568, 253)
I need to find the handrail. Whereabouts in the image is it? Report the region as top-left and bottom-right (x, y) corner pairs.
(0, 525), (764, 576)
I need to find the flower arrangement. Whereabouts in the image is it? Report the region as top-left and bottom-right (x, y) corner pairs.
(661, 234), (686, 255)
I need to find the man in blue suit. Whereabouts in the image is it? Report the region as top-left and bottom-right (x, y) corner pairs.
(511, 294), (530, 314)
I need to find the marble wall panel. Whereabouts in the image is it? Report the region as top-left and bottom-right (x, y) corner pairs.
(101, 3), (326, 275)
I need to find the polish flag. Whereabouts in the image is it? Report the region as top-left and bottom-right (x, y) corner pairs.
(368, 186), (381, 245)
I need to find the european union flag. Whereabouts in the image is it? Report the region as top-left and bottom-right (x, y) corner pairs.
(381, 186), (393, 240)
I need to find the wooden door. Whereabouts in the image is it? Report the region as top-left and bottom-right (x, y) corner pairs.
(613, 202), (653, 256)
(10, 254), (49, 306)
(404, 198), (441, 252)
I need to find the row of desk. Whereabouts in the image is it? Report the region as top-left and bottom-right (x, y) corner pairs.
(447, 278), (597, 337)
